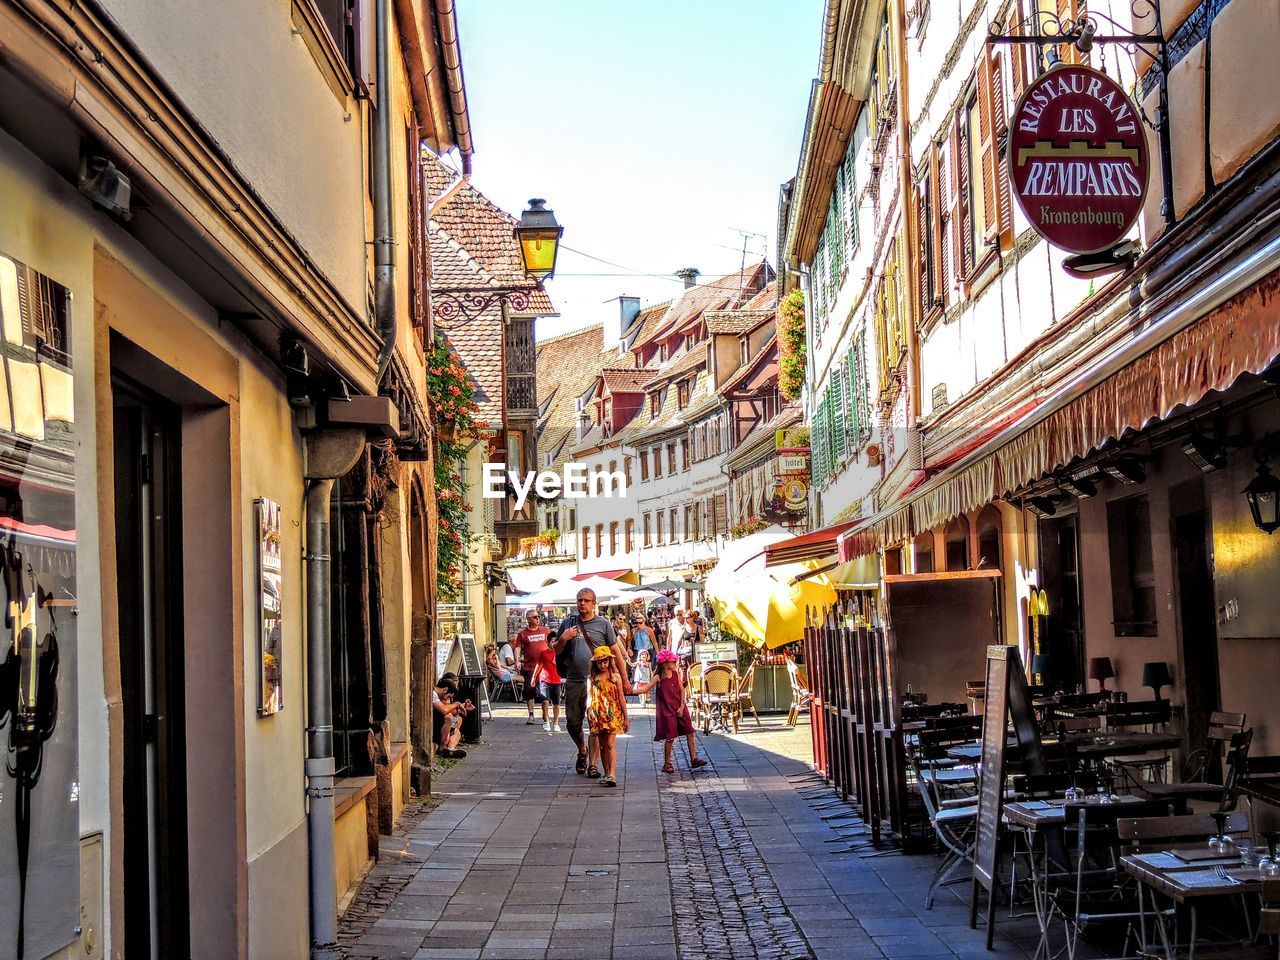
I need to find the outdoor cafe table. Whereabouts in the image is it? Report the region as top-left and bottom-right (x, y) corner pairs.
(946, 731), (1181, 765)
(1121, 850), (1265, 960)
(1003, 795), (1149, 960)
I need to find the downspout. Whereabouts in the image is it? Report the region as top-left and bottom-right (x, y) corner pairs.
(304, 430), (366, 960)
(893, 0), (922, 428)
(373, 0), (397, 383)
(305, 478), (339, 960)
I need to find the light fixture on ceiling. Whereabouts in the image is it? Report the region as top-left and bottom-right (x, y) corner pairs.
(1181, 429), (1227, 473)
(1026, 496), (1060, 519)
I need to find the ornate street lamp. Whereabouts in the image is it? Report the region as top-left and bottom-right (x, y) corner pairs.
(432, 198), (563, 323)
(1244, 443), (1280, 535)
(515, 199), (562, 282)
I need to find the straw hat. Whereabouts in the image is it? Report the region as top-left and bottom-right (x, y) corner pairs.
(591, 645), (613, 661)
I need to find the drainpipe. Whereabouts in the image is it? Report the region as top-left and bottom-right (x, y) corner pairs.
(304, 430), (366, 960)
(373, 0), (397, 383)
(893, 0), (922, 430)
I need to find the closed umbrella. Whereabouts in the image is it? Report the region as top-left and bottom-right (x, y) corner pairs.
(630, 578), (703, 592)
(705, 526), (836, 649)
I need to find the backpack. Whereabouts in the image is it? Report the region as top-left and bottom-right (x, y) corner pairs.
(554, 614), (580, 677)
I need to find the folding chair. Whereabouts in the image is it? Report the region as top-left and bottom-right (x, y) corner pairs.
(908, 744), (977, 909)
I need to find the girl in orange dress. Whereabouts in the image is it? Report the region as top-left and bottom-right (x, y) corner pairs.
(586, 645), (628, 787)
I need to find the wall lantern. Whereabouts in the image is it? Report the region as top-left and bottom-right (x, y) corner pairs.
(515, 198), (563, 282)
(1244, 443), (1280, 535)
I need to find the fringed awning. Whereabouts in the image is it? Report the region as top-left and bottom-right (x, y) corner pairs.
(837, 268), (1280, 562)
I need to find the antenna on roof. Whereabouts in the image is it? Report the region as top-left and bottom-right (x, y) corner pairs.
(731, 229), (767, 302)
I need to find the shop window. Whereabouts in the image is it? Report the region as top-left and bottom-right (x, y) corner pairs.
(976, 505), (1002, 569)
(1108, 496), (1157, 636)
(944, 517), (970, 571)
(884, 547), (903, 575)
(913, 532), (934, 574)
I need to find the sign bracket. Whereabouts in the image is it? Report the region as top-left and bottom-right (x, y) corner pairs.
(988, 1), (1175, 231)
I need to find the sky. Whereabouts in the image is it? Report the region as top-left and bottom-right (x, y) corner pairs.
(452, 0), (825, 341)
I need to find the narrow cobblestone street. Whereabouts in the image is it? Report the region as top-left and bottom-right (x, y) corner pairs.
(339, 706), (1054, 960)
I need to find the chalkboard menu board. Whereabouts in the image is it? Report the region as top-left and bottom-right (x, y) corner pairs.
(458, 632), (483, 676)
(970, 644), (1043, 946)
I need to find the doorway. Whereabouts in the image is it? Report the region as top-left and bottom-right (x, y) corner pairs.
(113, 377), (190, 960)
(1038, 513), (1085, 691)
(1171, 489), (1220, 758)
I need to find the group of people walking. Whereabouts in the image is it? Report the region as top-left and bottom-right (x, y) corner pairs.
(502, 588), (707, 787)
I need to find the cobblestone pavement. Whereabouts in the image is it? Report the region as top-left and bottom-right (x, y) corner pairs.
(339, 703), (1065, 960)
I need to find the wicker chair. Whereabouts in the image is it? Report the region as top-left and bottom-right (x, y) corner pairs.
(734, 663), (762, 729)
(700, 663), (738, 734)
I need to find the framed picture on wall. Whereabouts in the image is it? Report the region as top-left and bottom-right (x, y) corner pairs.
(256, 498), (284, 715)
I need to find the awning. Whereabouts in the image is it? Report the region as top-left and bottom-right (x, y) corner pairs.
(838, 263), (1280, 561)
(762, 518), (862, 567)
(572, 569), (631, 582)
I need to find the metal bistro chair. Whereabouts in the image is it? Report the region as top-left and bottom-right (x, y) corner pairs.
(1142, 728), (1253, 808)
(700, 663), (738, 735)
(908, 738), (978, 909)
(487, 669), (523, 703)
(785, 660), (812, 728)
(734, 663), (762, 729)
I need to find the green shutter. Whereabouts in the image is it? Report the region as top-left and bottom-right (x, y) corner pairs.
(831, 367), (846, 465)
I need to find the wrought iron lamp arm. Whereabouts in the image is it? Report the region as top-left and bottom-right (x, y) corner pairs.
(431, 286), (536, 324)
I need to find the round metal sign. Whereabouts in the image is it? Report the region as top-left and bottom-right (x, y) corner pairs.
(1008, 64), (1149, 254)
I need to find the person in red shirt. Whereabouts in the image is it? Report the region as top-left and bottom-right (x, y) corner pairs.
(531, 643), (563, 735)
(513, 610), (551, 726)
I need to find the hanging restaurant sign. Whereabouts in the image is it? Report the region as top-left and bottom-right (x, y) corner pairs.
(1008, 64), (1149, 255)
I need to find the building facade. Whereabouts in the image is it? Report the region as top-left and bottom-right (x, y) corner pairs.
(0, 1), (470, 956)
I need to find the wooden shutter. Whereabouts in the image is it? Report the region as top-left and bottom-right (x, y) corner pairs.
(990, 51), (1015, 246)
(714, 494), (727, 537)
(938, 142), (953, 304)
(977, 61), (999, 245)
(952, 120), (970, 280)
(915, 178), (930, 320)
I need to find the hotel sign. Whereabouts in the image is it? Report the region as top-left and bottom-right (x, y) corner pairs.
(1009, 64), (1149, 254)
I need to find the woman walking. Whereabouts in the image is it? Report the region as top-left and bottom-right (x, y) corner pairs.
(632, 650), (708, 774)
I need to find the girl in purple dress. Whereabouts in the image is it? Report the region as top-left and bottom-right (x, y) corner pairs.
(632, 650), (708, 774)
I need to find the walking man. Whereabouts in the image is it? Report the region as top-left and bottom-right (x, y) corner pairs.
(514, 610), (550, 724)
(554, 588), (630, 776)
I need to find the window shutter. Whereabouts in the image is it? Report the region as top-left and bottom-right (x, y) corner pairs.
(714, 494), (727, 537)
(916, 178), (930, 318)
(952, 122), (970, 279)
(977, 60), (1000, 245)
(831, 366), (846, 464)
(990, 51), (1015, 246)
(938, 143), (953, 304)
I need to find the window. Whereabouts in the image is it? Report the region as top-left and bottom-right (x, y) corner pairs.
(582, 528), (590, 557)
(595, 524), (604, 556)
(945, 517), (970, 571)
(713, 494), (727, 538)
(609, 521), (618, 555)
(677, 380), (690, 409)
(1108, 496), (1157, 636)
(653, 447), (663, 479)
(690, 505), (700, 542)
(669, 507), (679, 542)
(609, 460), (617, 480)
(741, 337), (750, 364)
(640, 453), (650, 482)
(913, 532), (935, 573)
(976, 505), (1002, 569)
(667, 443), (677, 474)
(566, 507), (577, 532)
(656, 512), (665, 544)
(625, 519), (634, 552)
(624, 456), (632, 486)
(644, 512), (652, 546)
(650, 392), (660, 419)
(681, 438), (690, 471)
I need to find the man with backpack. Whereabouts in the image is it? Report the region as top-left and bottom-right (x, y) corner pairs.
(554, 587), (630, 776)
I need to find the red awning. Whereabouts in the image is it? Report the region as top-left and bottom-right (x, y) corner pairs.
(762, 519), (862, 567)
(571, 569), (631, 581)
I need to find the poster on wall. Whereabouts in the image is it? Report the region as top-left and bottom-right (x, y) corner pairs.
(764, 426), (810, 525)
(256, 498), (284, 715)
(0, 253), (80, 959)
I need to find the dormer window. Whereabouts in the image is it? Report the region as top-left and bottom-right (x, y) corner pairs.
(677, 380), (690, 409)
(650, 392), (660, 419)
(741, 336), (749, 364)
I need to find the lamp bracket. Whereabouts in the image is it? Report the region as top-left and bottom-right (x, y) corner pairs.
(431, 287), (535, 324)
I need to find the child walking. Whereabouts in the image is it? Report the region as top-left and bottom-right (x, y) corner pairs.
(632, 649), (653, 706)
(632, 650), (708, 774)
(531, 641), (563, 735)
(586, 645), (629, 787)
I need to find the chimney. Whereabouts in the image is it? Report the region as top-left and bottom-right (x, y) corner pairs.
(602, 295), (642, 353)
(675, 267), (700, 289)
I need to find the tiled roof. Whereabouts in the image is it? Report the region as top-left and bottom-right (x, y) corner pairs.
(644, 341), (708, 387)
(705, 308), (774, 335)
(422, 151), (462, 205)
(601, 368), (651, 394)
(625, 302), (671, 351)
(439, 306), (504, 427)
(742, 280), (778, 310)
(647, 262), (773, 343)
(624, 369), (712, 444)
(725, 403), (802, 471)
(536, 324), (605, 474)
